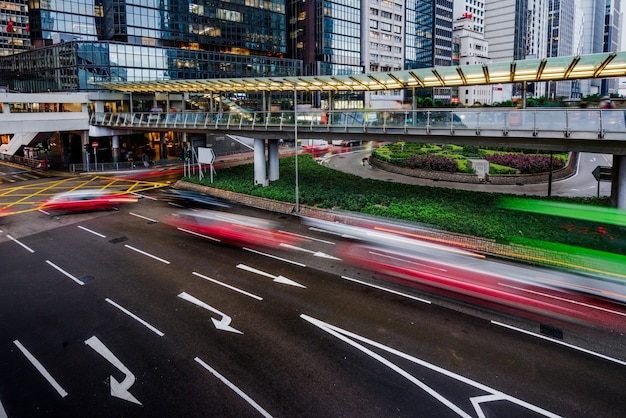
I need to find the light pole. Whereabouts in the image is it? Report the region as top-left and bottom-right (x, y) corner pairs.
(294, 84), (300, 213)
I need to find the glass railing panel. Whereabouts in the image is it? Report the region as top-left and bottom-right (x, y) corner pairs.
(567, 109), (601, 132)
(601, 109), (626, 132)
(534, 109), (567, 131)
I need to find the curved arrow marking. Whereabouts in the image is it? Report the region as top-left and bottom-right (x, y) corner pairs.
(85, 336), (142, 405)
(178, 292), (243, 334)
(237, 264), (306, 288)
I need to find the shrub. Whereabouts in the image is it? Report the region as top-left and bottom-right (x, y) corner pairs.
(485, 153), (565, 174)
(405, 154), (458, 172)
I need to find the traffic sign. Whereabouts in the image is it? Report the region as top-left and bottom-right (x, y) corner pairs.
(592, 165), (612, 182)
(92, 142), (99, 149)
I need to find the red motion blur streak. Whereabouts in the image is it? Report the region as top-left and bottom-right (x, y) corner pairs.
(40, 191), (138, 214)
(338, 242), (626, 333)
(164, 209), (305, 250)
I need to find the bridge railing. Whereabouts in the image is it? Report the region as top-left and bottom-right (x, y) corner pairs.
(90, 108), (625, 138)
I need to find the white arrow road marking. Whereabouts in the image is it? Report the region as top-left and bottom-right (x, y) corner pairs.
(279, 243), (341, 260)
(236, 264), (306, 288)
(301, 314), (561, 418)
(177, 292), (243, 334)
(84, 336), (142, 405)
(13, 340), (68, 398)
(195, 357), (273, 418)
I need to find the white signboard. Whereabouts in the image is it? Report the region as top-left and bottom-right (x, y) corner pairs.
(198, 147), (216, 164)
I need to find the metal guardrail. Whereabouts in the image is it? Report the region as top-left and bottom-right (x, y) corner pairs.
(89, 108), (626, 139)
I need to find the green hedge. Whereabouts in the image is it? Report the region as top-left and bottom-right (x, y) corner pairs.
(188, 155), (624, 255)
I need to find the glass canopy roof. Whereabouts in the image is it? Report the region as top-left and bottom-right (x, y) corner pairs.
(98, 51), (626, 94)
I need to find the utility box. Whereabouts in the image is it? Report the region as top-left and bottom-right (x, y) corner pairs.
(468, 159), (490, 181)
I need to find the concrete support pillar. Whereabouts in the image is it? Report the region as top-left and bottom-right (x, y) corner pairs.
(611, 155), (626, 209)
(254, 138), (267, 186)
(268, 139), (280, 182)
(112, 135), (120, 163)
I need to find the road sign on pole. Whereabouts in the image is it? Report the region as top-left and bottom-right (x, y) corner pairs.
(592, 165), (612, 197)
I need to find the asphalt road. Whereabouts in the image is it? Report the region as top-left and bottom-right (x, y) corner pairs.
(321, 148), (613, 198)
(1, 192), (625, 417)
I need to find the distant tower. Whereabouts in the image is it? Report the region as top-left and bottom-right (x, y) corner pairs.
(0, 0), (30, 57)
(454, 15), (494, 105)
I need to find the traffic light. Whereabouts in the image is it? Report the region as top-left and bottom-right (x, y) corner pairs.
(84, 143), (90, 152)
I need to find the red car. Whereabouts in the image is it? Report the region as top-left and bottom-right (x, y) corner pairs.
(165, 209), (304, 250)
(40, 190), (138, 214)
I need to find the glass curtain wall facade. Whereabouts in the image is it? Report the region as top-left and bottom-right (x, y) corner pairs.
(1, 0), (298, 92)
(1, 0), (30, 57)
(433, 0), (453, 103)
(0, 41), (301, 92)
(405, 0), (433, 70)
(547, 0), (575, 99)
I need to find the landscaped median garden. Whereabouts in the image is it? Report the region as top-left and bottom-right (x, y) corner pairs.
(183, 154), (626, 262)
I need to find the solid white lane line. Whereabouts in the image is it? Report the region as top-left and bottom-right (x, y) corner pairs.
(129, 212), (158, 223)
(498, 283), (626, 317)
(105, 298), (165, 336)
(45, 260), (84, 286)
(7, 235), (35, 253)
(78, 225), (106, 238)
(195, 357), (272, 418)
(340, 276), (431, 304)
(491, 321), (626, 366)
(13, 340), (68, 398)
(243, 247), (306, 267)
(124, 244), (170, 264)
(192, 272), (263, 300)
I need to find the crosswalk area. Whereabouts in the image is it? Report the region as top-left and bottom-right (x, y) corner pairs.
(0, 175), (169, 217)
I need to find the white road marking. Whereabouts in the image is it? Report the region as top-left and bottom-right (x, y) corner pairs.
(13, 340), (68, 398)
(0, 398), (7, 418)
(302, 315), (561, 418)
(85, 336), (142, 405)
(177, 227), (221, 242)
(243, 247), (306, 267)
(278, 230), (335, 245)
(340, 275), (431, 304)
(78, 225), (106, 238)
(499, 283), (626, 317)
(279, 243), (341, 259)
(38, 209), (51, 215)
(124, 244), (170, 264)
(129, 212), (158, 223)
(105, 298), (165, 336)
(45, 260), (84, 286)
(7, 235), (35, 253)
(192, 271), (263, 300)
(132, 192), (156, 200)
(237, 264), (306, 288)
(491, 320), (626, 366)
(178, 292), (243, 333)
(195, 357), (272, 418)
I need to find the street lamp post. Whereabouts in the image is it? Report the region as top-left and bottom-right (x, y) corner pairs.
(294, 84), (300, 213)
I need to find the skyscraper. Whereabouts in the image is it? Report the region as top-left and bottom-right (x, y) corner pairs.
(0, 0), (30, 57)
(0, 0), (301, 93)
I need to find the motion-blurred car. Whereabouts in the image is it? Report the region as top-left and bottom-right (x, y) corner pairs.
(40, 190), (138, 214)
(160, 189), (230, 208)
(165, 209), (303, 250)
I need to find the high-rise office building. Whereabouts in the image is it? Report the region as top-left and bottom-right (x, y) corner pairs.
(0, 0), (30, 57)
(603, 0), (622, 95)
(547, 0), (576, 99)
(432, 0), (453, 103)
(0, 0), (301, 94)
